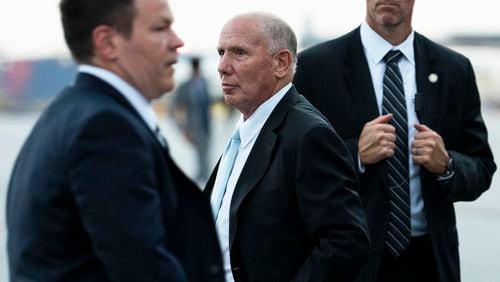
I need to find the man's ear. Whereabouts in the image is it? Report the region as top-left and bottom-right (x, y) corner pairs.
(92, 25), (120, 61)
(273, 49), (292, 79)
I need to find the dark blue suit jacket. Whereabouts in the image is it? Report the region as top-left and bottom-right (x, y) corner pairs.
(294, 27), (496, 282)
(7, 73), (224, 282)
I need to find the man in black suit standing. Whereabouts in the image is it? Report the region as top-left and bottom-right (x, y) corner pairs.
(205, 12), (370, 282)
(294, 1), (496, 281)
(6, 0), (223, 281)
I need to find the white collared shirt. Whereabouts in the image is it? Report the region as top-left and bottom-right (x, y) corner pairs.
(360, 21), (427, 236)
(78, 64), (159, 133)
(215, 83), (292, 282)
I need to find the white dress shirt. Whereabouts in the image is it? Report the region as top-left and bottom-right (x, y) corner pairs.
(215, 83), (292, 282)
(78, 64), (159, 134)
(360, 22), (427, 236)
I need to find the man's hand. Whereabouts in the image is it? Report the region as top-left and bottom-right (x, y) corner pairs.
(412, 124), (449, 174)
(359, 114), (396, 165)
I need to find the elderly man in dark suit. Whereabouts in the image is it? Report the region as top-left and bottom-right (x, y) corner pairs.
(294, 0), (496, 281)
(6, 0), (223, 281)
(205, 12), (370, 282)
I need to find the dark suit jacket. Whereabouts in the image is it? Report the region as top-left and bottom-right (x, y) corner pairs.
(205, 86), (370, 282)
(7, 73), (224, 282)
(294, 27), (496, 282)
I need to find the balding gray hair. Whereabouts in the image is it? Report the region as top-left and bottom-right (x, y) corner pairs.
(238, 12), (298, 72)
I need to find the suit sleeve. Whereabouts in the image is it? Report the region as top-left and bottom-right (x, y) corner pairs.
(295, 57), (365, 176)
(442, 59), (496, 202)
(292, 125), (370, 281)
(342, 137), (365, 176)
(68, 112), (187, 282)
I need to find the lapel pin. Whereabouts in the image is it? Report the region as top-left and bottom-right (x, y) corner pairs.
(428, 73), (438, 83)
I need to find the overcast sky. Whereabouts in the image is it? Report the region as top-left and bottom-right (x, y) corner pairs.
(0, 0), (499, 61)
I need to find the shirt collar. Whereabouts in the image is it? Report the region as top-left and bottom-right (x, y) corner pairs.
(360, 21), (415, 66)
(236, 83), (292, 148)
(78, 64), (158, 131)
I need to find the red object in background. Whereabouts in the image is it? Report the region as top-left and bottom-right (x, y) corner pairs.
(3, 61), (33, 99)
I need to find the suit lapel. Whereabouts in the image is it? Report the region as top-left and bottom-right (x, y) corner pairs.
(228, 87), (298, 249)
(344, 28), (380, 127)
(75, 73), (140, 117)
(75, 73), (168, 153)
(414, 33), (441, 129)
(414, 33), (443, 196)
(204, 158), (220, 195)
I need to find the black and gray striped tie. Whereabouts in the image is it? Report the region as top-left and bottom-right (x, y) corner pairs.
(382, 50), (411, 257)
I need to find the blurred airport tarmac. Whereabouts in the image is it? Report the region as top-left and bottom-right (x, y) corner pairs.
(0, 105), (498, 281)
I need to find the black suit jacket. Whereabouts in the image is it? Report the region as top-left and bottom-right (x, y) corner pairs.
(294, 27), (496, 282)
(205, 86), (370, 282)
(7, 73), (224, 282)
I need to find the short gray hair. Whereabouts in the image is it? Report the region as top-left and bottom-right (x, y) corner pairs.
(242, 12), (298, 70)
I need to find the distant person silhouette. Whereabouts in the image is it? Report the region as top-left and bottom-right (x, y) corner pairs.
(171, 57), (212, 182)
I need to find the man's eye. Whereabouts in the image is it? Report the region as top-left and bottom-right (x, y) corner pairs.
(154, 26), (167, 31)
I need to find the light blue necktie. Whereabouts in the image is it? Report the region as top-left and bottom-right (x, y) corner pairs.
(210, 129), (241, 219)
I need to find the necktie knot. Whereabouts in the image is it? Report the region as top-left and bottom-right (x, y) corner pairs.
(231, 128), (241, 143)
(384, 50), (403, 64)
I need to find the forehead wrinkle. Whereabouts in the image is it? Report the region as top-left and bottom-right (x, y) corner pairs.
(219, 30), (261, 49)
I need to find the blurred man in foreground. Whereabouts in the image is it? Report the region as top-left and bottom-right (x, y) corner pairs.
(7, 0), (223, 281)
